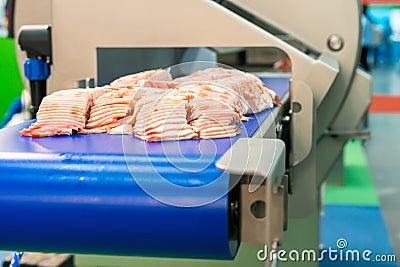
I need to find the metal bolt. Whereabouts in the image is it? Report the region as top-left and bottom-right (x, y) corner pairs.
(282, 115), (290, 123)
(327, 34), (344, 51)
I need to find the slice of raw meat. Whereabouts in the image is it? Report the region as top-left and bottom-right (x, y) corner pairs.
(19, 88), (108, 137)
(174, 67), (280, 114)
(130, 95), (197, 142)
(110, 68), (176, 89)
(181, 83), (242, 140)
(20, 67), (280, 141)
(85, 88), (134, 132)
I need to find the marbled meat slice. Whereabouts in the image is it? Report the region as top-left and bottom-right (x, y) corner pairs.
(110, 68), (177, 89)
(174, 67), (280, 114)
(19, 88), (108, 137)
(20, 67), (280, 141)
(84, 88), (134, 133)
(182, 84), (242, 139)
(131, 97), (197, 142)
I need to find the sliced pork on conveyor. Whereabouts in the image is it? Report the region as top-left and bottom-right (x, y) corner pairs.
(82, 88), (134, 134)
(110, 68), (178, 89)
(20, 88), (108, 137)
(174, 67), (280, 113)
(179, 83), (242, 139)
(130, 91), (197, 142)
(20, 67), (281, 141)
(188, 98), (241, 139)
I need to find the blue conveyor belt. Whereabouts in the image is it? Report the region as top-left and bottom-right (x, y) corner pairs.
(0, 77), (289, 259)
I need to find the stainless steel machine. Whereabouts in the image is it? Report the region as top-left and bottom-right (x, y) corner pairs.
(0, 1), (371, 266)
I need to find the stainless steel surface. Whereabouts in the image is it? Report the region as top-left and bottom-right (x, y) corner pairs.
(317, 69), (371, 185)
(288, 79), (319, 218)
(11, 1), (372, 266)
(307, 54), (339, 108)
(246, 47), (287, 65)
(217, 139), (286, 248)
(272, 175), (288, 244)
(239, 184), (269, 245)
(76, 78), (95, 89)
(331, 69), (372, 130)
(222, 6), (372, 244)
(14, 0), (328, 94)
(289, 80), (313, 167)
(327, 34), (344, 52)
(226, 0), (362, 139)
(216, 138), (286, 192)
(217, 138), (286, 267)
(325, 129), (371, 140)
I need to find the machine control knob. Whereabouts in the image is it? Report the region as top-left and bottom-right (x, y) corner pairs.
(24, 58), (50, 81)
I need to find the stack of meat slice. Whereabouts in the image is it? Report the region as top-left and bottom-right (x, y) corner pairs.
(20, 67), (281, 141)
(82, 88), (134, 134)
(20, 88), (105, 137)
(181, 83), (242, 139)
(130, 91), (197, 142)
(174, 67), (281, 114)
(110, 68), (178, 89)
(242, 72), (281, 109)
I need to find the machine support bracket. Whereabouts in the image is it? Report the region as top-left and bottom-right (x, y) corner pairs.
(305, 54), (339, 108)
(289, 80), (314, 167)
(216, 138), (287, 248)
(18, 25), (52, 118)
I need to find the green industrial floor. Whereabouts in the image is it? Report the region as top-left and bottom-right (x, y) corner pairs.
(324, 141), (379, 206)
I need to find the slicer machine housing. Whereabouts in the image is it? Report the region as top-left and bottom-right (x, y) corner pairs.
(8, 1), (371, 266)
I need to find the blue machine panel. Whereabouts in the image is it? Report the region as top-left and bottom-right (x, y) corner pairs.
(0, 77), (289, 259)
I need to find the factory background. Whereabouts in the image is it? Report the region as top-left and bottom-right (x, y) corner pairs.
(361, 1), (400, 265)
(0, 0), (399, 267)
